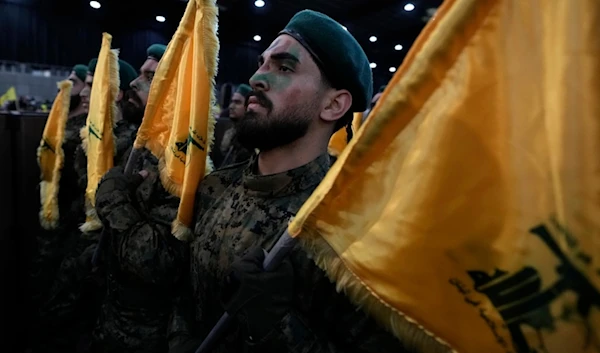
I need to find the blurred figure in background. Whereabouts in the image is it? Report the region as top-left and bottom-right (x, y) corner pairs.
(67, 64), (89, 119)
(219, 83), (254, 168)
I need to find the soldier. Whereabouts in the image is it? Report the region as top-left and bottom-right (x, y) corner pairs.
(33, 57), (141, 353)
(67, 64), (89, 119)
(219, 83), (254, 167)
(29, 63), (90, 351)
(95, 9), (408, 353)
(78, 44), (182, 353)
(130, 43), (167, 108)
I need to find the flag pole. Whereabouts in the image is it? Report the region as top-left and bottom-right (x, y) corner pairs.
(124, 146), (143, 176)
(195, 228), (297, 353)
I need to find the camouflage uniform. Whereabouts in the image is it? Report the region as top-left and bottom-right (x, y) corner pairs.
(168, 154), (407, 353)
(219, 126), (253, 168)
(91, 152), (188, 353)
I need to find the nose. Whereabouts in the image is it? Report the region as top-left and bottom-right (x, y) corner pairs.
(249, 67), (269, 92)
(130, 77), (139, 90)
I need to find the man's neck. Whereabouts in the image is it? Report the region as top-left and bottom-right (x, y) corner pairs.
(257, 134), (328, 175)
(68, 104), (86, 119)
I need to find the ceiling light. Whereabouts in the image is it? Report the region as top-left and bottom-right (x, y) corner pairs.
(404, 3), (415, 11)
(369, 36), (377, 43)
(389, 67), (397, 73)
(253, 35), (262, 42)
(89, 1), (101, 9)
(156, 16), (166, 22)
(370, 63), (377, 69)
(395, 44), (403, 51)
(254, 0), (265, 7)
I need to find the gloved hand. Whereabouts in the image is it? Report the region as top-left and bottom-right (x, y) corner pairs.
(96, 166), (148, 201)
(95, 166), (148, 229)
(222, 247), (295, 342)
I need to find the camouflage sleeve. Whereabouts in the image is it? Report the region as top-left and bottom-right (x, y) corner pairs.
(96, 167), (184, 286)
(244, 248), (410, 353)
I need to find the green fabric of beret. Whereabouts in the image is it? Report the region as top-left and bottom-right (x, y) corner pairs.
(118, 59), (138, 91)
(87, 58), (98, 76)
(147, 44), (167, 62)
(279, 10), (373, 112)
(72, 64), (88, 82)
(236, 84), (252, 98)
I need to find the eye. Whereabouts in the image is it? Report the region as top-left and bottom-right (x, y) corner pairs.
(280, 65), (292, 72)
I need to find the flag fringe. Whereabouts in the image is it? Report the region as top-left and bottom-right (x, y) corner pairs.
(298, 219), (455, 353)
(79, 198), (103, 233)
(172, 218), (194, 241)
(203, 0), (219, 158)
(38, 181), (59, 229)
(80, 125), (88, 154)
(38, 79), (72, 230)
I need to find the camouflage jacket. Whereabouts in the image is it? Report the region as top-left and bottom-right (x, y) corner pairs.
(218, 126), (253, 168)
(92, 153), (188, 353)
(168, 154), (408, 353)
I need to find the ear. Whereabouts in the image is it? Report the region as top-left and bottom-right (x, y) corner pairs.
(320, 89), (352, 123)
(116, 90), (124, 102)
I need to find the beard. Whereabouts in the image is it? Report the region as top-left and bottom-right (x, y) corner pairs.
(235, 91), (316, 151)
(69, 94), (82, 112)
(120, 90), (145, 125)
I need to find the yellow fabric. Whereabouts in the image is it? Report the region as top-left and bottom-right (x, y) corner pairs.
(0, 86), (17, 106)
(327, 112), (363, 157)
(290, 0), (600, 352)
(133, 0), (218, 241)
(81, 32), (119, 233)
(37, 80), (73, 230)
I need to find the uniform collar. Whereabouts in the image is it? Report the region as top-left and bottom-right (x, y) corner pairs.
(242, 153), (330, 198)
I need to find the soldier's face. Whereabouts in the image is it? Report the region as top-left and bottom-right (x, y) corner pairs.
(68, 71), (85, 96)
(228, 92), (246, 120)
(130, 58), (158, 108)
(238, 35), (324, 151)
(79, 74), (93, 113)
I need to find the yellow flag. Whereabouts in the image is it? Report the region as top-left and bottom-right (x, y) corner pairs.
(0, 86), (17, 106)
(37, 80), (73, 230)
(133, 0), (218, 241)
(289, 0), (600, 352)
(81, 32), (119, 233)
(327, 112), (363, 157)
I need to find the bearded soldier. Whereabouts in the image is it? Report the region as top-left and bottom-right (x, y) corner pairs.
(95, 9), (409, 353)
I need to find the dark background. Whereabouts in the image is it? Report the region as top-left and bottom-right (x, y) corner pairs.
(0, 0), (443, 89)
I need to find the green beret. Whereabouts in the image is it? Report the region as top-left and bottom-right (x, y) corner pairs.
(87, 58), (98, 75)
(147, 44), (167, 62)
(118, 60), (138, 91)
(236, 84), (252, 98)
(72, 64), (88, 82)
(279, 10), (372, 112)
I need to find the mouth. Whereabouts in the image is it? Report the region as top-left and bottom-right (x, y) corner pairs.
(128, 98), (140, 108)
